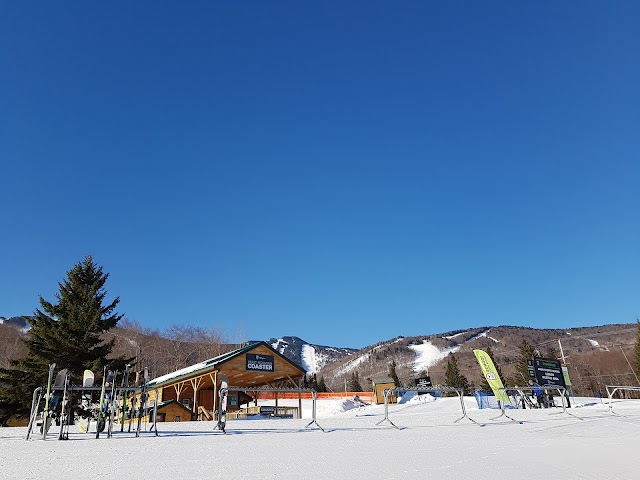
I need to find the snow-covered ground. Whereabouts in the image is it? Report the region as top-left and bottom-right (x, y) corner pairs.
(2, 396), (638, 479)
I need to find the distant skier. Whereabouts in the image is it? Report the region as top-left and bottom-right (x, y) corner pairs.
(530, 380), (544, 408)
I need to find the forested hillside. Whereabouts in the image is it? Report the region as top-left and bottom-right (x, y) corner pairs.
(2, 315), (637, 398)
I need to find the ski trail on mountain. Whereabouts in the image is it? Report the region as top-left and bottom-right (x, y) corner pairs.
(302, 344), (317, 374)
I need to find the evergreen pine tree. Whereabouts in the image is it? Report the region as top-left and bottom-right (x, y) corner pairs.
(444, 354), (471, 394)
(0, 256), (124, 421)
(318, 376), (328, 393)
(478, 346), (504, 393)
(511, 338), (538, 386)
(388, 359), (401, 387)
(543, 342), (560, 361)
(307, 374), (319, 391)
(349, 371), (363, 391)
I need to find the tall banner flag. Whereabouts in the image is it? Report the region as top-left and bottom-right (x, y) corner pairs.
(473, 349), (509, 403)
(561, 366), (572, 387)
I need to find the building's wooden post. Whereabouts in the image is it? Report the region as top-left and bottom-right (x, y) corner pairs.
(299, 376), (303, 419)
(209, 371), (218, 418)
(173, 381), (187, 403)
(275, 391), (279, 412)
(190, 379), (196, 413)
(189, 376), (204, 414)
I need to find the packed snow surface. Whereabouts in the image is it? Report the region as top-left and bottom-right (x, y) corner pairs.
(3, 396), (639, 479)
(410, 340), (460, 373)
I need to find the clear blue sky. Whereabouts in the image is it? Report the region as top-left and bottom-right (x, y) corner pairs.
(1, 2), (638, 348)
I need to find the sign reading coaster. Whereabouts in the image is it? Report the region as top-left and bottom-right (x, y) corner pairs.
(246, 354), (274, 372)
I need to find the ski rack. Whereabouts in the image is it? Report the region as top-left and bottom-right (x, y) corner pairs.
(217, 386), (325, 432)
(605, 385), (640, 415)
(490, 386), (581, 423)
(375, 386), (483, 429)
(26, 385), (159, 440)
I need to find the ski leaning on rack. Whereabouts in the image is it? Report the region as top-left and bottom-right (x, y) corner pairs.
(135, 368), (149, 437)
(120, 364), (131, 432)
(95, 367), (109, 439)
(107, 370), (119, 438)
(40, 364), (56, 440)
(78, 370), (95, 433)
(128, 371), (140, 433)
(43, 367), (67, 439)
(26, 386), (44, 440)
(58, 370), (72, 440)
(216, 374), (229, 433)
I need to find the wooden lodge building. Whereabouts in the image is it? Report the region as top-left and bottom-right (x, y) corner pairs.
(147, 341), (306, 422)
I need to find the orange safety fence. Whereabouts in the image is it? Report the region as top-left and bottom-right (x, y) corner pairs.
(254, 391), (375, 403)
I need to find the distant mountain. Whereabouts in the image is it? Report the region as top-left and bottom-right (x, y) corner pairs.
(0, 316), (30, 330)
(315, 324), (638, 394)
(0, 316), (30, 369)
(267, 336), (357, 375)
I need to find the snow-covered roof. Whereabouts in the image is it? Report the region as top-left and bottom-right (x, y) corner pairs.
(148, 342), (261, 387)
(148, 341), (305, 388)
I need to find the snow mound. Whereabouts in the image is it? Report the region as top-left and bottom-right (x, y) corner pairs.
(317, 399), (360, 416)
(398, 391), (438, 404)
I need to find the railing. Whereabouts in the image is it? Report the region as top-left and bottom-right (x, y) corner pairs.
(491, 386), (581, 422)
(375, 386), (482, 428)
(605, 385), (640, 414)
(197, 406), (213, 421)
(217, 386), (324, 432)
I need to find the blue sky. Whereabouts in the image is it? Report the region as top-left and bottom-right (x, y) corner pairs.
(1, 2), (638, 348)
